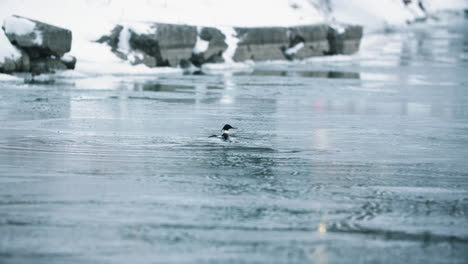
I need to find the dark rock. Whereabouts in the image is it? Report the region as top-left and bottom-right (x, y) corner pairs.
(192, 70), (204, 75)
(30, 58), (67, 75)
(129, 31), (166, 66)
(156, 23), (197, 48)
(287, 24), (329, 58)
(327, 25), (363, 55)
(154, 23), (197, 66)
(129, 51), (157, 67)
(97, 25), (154, 66)
(113, 49), (128, 61)
(0, 57), (16, 73)
(232, 25), (330, 61)
(96, 25), (123, 51)
(95, 35), (110, 44)
(128, 23), (197, 67)
(189, 53), (204, 67)
(233, 27), (290, 61)
(194, 27), (228, 64)
(0, 49), (30, 73)
(289, 24), (329, 42)
(2, 15), (72, 59)
(60, 55), (76, 70)
(18, 50), (31, 71)
(190, 27), (228, 67)
(190, 26), (228, 67)
(179, 59), (192, 69)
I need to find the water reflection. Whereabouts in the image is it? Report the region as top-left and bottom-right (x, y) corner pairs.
(133, 82), (195, 93)
(299, 71), (360, 79)
(314, 129), (330, 151)
(312, 245), (328, 264)
(234, 70), (360, 79)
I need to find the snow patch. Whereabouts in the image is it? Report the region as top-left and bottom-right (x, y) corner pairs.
(32, 31), (42, 45)
(117, 26), (131, 53)
(61, 53), (74, 63)
(127, 22), (154, 35)
(425, 0), (468, 11)
(285, 42), (304, 56)
(218, 26), (239, 63)
(330, 22), (346, 34)
(193, 26), (209, 54)
(0, 73), (21, 81)
(3, 16), (35, 35)
(115, 23), (156, 64)
(3, 16), (42, 44)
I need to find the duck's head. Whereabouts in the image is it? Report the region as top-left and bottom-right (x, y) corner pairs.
(222, 124), (237, 131)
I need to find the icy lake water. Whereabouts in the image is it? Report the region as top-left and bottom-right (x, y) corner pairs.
(1, 18), (468, 264)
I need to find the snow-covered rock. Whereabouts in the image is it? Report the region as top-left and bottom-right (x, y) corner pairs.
(2, 15), (72, 58)
(98, 22), (363, 68)
(96, 25), (123, 52)
(285, 25), (330, 59)
(191, 27), (228, 67)
(60, 53), (77, 70)
(1, 15), (76, 74)
(99, 23), (198, 67)
(233, 27), (290, 61)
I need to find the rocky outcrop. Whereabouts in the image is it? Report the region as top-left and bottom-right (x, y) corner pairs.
(98, 23), (198, 67)
(233, 27), (290, 61)
(287, 25), (330, 59)
(96, 25), (123, 51)
(98, 22), (363, 69)
(190, 27), (228, 67)
(130, 23), (197, 66)
(1, 15), (75, 74)
(233, 25), (331, 61)
(327, 25), (363, 55)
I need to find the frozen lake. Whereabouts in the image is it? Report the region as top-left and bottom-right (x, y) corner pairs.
(1, 17), (468, 263)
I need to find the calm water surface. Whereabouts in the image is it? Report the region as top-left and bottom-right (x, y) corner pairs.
(1, 17), (468, 263)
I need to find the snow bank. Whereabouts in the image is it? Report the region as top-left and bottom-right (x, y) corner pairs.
(285, 42), (305, 56)
(329, 0), (468, 33)
(0, 73), (21, 81)
(425, 0), (468, 11)
(330, 0), (418, 32)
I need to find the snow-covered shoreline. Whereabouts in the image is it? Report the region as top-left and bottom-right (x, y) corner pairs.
(1, 0), (467, 78)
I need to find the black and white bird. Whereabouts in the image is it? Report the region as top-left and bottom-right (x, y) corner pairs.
(209, 124), (237, 140)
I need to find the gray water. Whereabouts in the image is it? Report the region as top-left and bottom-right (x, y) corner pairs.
(1, 16), (468, 264)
